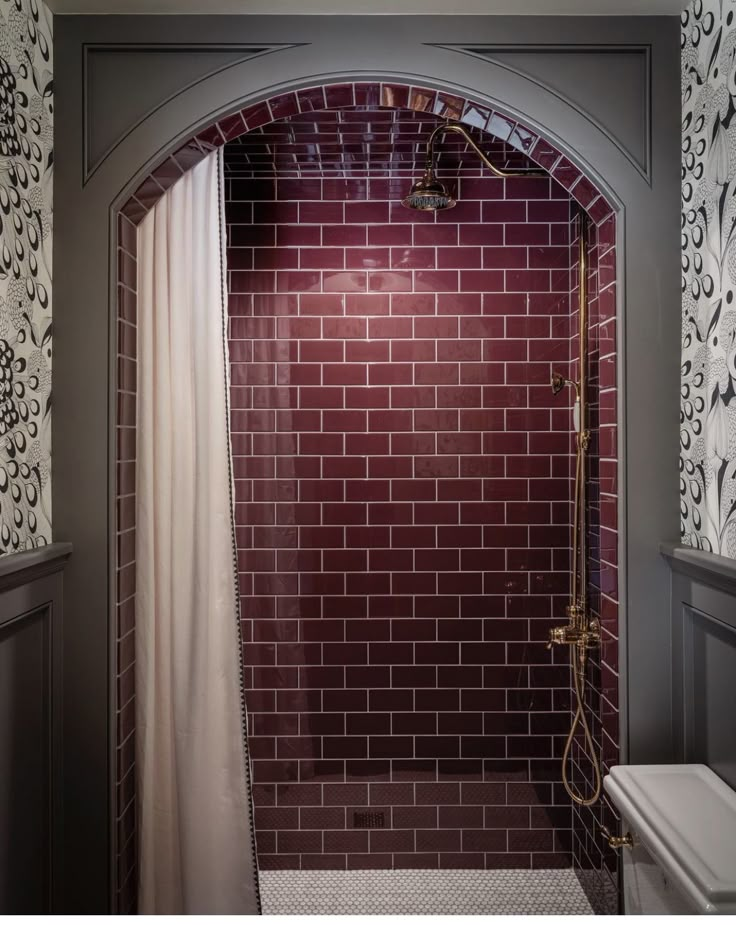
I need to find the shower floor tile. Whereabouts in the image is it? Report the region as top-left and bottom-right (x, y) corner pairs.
(259, 868), (594, 915)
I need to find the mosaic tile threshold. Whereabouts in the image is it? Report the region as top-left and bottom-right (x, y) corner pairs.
(259, 869), (594, 915)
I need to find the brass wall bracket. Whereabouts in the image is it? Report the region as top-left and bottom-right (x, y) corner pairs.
(600, 825), (634, 850)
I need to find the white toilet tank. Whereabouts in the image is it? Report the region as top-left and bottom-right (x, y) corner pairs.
(604, 764), (736, 915)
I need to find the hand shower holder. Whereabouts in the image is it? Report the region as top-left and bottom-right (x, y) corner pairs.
(600, 824), (634, 850)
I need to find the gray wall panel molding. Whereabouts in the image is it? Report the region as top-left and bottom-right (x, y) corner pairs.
(0, 544), (72, 594)
(435, 43), (651, 180)
(666, 540), (736, 790)
(82, 43), (304, 181)
(54, 13), (680, 910)
(669, 561), (736, 791)
(0, 570), (64, 912)
(661, 542), (736, 596)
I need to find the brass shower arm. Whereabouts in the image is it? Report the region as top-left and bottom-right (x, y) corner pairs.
(425, 122), (548, 178)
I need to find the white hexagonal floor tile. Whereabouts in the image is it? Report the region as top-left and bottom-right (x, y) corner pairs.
(259, 869), (595, 915)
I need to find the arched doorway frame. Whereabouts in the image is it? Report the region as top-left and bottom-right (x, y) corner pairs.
(52, 17), (680, 910)
(112, 73), (618, 910)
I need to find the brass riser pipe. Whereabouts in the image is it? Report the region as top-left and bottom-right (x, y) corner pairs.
(578, 217), (588, 622)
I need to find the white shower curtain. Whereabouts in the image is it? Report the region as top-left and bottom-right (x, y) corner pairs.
(135, 149), (260, 914)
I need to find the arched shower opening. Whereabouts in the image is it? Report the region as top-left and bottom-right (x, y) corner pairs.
(113, 78), (619, 913)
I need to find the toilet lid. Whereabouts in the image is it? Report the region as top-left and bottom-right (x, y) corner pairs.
(605, 764), (736, 914)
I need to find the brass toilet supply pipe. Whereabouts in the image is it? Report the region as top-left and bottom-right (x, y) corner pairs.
(548, 213), (602, 807)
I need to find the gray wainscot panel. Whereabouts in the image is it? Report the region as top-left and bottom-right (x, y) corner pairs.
(661, 543), (736, 791)
(0, 543), (71, 914)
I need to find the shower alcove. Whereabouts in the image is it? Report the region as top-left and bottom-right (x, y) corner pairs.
(114, 79), (619, 913)
(52, 12), (680, 915)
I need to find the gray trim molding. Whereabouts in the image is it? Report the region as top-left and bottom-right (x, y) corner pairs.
(660, 542), (736, 596)
(82, 43), (304, 182)
(664, 542), (736, 791)
(434, 43), (652, 180)
(0, 545), (68, 911)
(0, 544), (73, 594)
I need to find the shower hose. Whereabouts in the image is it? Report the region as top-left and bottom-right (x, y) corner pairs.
(560, 401), (602, 808)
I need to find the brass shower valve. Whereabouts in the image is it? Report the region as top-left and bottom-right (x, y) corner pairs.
(547, 618), (601, 650)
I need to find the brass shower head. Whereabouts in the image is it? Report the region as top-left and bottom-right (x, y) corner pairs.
(401, 166), (456, 212)
(402, 121), (546, 213)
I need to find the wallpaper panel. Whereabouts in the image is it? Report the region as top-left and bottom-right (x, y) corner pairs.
(0, 0), (52, 553)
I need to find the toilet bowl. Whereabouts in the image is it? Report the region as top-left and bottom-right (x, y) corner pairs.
(604, 764), (736, 915)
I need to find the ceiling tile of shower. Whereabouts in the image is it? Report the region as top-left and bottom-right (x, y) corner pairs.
(223, 106), (536, 178)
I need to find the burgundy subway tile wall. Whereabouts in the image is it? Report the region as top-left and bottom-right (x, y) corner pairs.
(225, 120), (583, 872)
(116, 211), (138, 915)
(569, 212), (620, 914)
(116, 82), (618, 905)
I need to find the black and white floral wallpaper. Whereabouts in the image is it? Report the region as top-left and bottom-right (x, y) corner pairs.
(0, 0), (52, 554)
(681, 0), (736, 555)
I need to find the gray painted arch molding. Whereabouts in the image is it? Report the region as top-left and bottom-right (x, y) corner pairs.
(437, 44), (651, 180)
(83, 43), (305, 179)
(82, 34), (653, 187)
(53, 13), (680, 911)
(73, 16), (665, 211)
